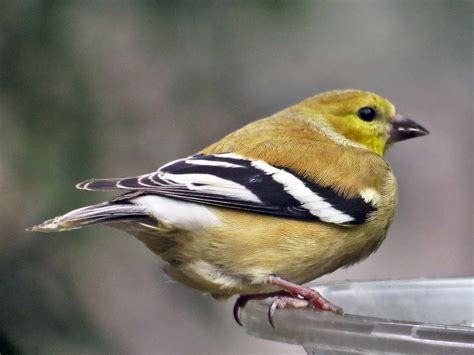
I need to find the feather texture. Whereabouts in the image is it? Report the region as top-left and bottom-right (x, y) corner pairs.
(77, 154), (376, 225)
(26, 202), (151, 232)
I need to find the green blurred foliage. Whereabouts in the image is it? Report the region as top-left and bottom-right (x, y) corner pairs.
(1, 1), (98, 212)
(0, 2), (111, 354)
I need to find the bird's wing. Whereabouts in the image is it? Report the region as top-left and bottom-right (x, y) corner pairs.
(76, 153), (376, 225)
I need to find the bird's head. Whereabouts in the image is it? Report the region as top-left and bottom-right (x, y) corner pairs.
(298, 90), (429, 156)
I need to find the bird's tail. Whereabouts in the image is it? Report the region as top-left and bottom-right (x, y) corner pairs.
(27, 202), (149, 232)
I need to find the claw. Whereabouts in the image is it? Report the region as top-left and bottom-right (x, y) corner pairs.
(267, 298), (283, 328)
(318, 297), (343, 314)
(233, 295), (249, 326)
(267, 295), (311, 328)
(232, 291), (290, 327)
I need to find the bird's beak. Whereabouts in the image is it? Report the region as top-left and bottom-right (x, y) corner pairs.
(388, 114), (429, 144)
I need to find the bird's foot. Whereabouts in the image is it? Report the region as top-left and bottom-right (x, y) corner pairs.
(233, 276), (343, 328)
(265, 275), (343, 327)
(267, 290), (343, 328)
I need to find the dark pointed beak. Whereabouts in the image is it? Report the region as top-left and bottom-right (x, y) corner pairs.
(388, 114), (429, 144)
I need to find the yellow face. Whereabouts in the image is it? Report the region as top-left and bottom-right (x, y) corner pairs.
(301, 90), (397, 155)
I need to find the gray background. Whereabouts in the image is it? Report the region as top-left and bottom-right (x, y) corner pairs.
(0, 1), (472, 354)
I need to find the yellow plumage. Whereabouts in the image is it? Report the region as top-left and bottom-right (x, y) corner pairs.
(28, 89), (428, 320)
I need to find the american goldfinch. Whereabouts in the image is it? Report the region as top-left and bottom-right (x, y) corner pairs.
(29, 89), (429, 327)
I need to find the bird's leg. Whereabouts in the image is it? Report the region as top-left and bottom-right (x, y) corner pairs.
(233, 291), (291, 326)
(233, 276), (343, 327)
(266, 275), (344, 327)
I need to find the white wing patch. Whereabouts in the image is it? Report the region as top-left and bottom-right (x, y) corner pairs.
(360, 188), (381, 205)
(184, 159), (244, 168)
(132, 195), (221, 230)
(159, 172), (262, 203)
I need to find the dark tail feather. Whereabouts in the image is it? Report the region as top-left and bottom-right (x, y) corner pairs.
(76, 178), (123, 191)
(27, 202), (149, 232)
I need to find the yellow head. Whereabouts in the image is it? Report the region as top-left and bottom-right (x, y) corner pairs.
(298, 90), (428, 156)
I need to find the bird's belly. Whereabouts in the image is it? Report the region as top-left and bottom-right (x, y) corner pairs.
(139, 208), (391, 298)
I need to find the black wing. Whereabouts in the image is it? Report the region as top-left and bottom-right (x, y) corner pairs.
(76, 153), (376, 225)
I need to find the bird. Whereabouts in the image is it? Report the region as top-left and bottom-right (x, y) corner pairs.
(28, 89), (429, 327)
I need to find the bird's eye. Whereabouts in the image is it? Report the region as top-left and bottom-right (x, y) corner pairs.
(357, 107), (377, 122)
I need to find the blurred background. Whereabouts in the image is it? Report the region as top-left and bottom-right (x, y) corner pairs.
(0, 1), (472, 354)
